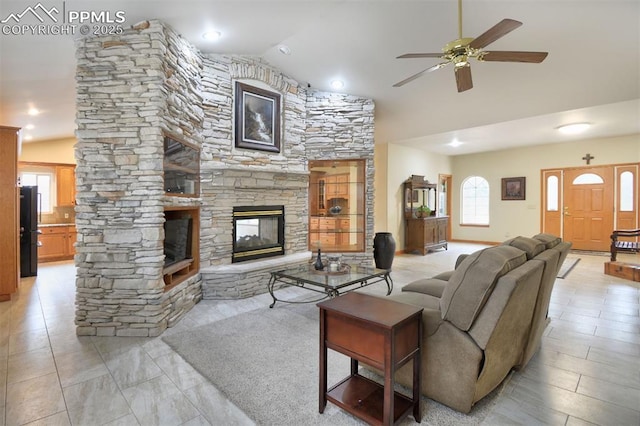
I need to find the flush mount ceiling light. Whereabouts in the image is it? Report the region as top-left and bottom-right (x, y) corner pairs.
(24, 124), (35, 130)
(27, 107), (39, 116)
(330, 79), (345, 90)
(278, 45), (291, 55)
(557, 122), (591, 135)
(202, 31), (222, 41)
(448, 139), (463, 147)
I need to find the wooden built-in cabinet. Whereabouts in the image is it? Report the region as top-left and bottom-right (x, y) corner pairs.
(403, 175), (448, 255)
(0, 126), (20, 301)
(405, 217), (448, 255)
(38, 225), (76, 262)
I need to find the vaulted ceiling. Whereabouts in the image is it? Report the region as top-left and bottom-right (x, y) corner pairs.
(1, 0), (638, 155)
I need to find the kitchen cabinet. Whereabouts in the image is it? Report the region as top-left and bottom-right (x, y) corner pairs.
(0, 126), (20, 301)
(56, 165), (76, 206)
(325, 173), (349, 198)
(38, 225), (76, 262)
(309, 216), (351, 248)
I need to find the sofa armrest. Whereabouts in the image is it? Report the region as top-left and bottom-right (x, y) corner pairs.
(402, 278), (448, 298)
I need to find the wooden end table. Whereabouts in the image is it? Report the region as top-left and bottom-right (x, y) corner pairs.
(318, 292), (423, 425)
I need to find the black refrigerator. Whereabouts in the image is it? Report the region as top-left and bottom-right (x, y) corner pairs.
(20, 186), (38, 277)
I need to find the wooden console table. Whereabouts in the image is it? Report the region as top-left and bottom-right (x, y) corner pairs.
(318, 292), (423, 425)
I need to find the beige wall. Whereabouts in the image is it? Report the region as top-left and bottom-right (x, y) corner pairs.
(374, 142), (452, 249)
(377, 133), (639, 249)
(19, 137), (76, 164)
(451, 134), (640, 243)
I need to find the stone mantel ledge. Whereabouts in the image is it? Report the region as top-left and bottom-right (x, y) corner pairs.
(201, 251), (311, 274)
(201, 165), (309, 176)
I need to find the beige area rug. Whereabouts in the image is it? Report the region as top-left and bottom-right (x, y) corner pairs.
(163, 299), (511, 425)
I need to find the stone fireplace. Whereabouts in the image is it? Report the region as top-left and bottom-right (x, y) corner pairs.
(74, 20), (375, 336)
(232, 205), (285, 263)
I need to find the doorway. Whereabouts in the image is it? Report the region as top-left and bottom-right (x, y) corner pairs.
(542, 164), (639, 251)
(438, 174), (452, 241)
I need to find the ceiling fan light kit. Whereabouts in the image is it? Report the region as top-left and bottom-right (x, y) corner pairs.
(394, 0), (548, 92)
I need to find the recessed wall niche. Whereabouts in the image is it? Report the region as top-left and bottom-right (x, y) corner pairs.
(164, 132), (200, 197)
(163, 207), (200, 290)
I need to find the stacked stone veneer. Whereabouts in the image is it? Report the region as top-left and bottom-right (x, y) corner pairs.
(74, 20), (375, 336)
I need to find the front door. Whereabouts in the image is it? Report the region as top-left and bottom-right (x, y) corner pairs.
(563, 167), (614, 251)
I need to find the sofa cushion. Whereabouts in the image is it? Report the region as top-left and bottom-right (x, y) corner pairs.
(533, 233), (562, 249)
(402, 278), (447, 298)
(440, 245), (527, 331)
(503, 236), (546, 259)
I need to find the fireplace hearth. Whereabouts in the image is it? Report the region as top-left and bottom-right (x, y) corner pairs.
(232, 205), (285, 263)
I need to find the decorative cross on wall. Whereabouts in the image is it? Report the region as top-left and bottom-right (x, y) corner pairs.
(582, 153), (594, 165)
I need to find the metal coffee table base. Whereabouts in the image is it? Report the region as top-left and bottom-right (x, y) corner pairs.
(268, 266), (393, 308)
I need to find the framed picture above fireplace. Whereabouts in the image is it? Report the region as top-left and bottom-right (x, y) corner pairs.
(234, 82), (281, 153)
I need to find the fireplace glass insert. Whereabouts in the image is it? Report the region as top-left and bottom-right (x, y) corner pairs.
(233, 205), (285, 263)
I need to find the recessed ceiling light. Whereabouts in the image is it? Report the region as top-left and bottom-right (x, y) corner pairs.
(25, 124), (35, 130)
(278, 45), (291, 55)
(202, 31), (222, 41)
(330, 79), (345, 90)
(557, 122), (591, 135)
(28, 107), (39, 116)
(448, 139), (463, 147)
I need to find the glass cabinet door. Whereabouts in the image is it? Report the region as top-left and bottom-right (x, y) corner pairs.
(309, 160), (365, 252)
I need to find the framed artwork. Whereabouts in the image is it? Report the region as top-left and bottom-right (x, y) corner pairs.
(234, 82), (281, 153)
(502, 177), (526, 200)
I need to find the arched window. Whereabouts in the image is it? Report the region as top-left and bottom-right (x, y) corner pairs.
(461, 176), (489, 225)
(572, 173), (603, 185)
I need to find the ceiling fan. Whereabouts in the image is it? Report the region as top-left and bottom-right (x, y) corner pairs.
(393, 0), (548, 92)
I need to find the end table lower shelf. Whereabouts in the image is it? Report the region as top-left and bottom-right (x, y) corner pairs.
(327, 374), (415, 425)
(318, 292), (423, 425)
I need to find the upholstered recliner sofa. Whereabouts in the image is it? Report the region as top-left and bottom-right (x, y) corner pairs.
(373, 234), (571, 413)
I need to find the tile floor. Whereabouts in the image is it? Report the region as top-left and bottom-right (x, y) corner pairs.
(1, 243), (638, 425)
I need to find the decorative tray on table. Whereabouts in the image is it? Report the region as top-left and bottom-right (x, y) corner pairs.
(312, 263), (351, 275)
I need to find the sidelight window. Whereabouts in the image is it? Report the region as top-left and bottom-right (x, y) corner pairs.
(546, 176), (559, 211)
(620, 171), (634, 212)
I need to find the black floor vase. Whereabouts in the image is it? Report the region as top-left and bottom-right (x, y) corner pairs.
(373, 232), (396, 270)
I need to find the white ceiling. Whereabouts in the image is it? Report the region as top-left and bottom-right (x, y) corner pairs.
(1, 0), (639, 156)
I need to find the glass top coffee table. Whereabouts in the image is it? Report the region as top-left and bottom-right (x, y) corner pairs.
(268, 264), (393, 308)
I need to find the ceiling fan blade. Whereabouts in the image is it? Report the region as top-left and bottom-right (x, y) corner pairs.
(469, 18), (522, 50)
(396, 53), (444, 59)
(455, 65), (473, 92)
(480, 51), (548, 63)
(393, 62), (450, 87)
